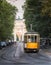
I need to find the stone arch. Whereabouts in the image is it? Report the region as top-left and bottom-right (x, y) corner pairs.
(16, 32), (22, 41)
(13, 19), (27, 41)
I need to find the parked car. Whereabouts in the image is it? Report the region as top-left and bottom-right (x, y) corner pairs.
(0, 41), (7, 47)
(40, 38), (46, 45)
(0, 42), (2, 49)
(40, 38), (51, 49)
(40, 38), (46, 49)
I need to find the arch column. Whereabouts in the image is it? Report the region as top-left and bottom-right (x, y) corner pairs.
(14, 32), (17, 41)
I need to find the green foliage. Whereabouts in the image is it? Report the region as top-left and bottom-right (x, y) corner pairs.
(41, 0), (51, 17)
(23, 0), (51, 37)
(0, 0), (17, 41)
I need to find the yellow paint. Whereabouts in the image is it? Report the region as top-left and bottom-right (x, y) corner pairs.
(26, 42), (39, 49)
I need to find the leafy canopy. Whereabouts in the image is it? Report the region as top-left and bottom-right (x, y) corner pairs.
(23, 0), (51, 37)
(0, 0), (17, 41)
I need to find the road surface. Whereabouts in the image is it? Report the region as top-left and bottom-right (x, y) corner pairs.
(0, 42), (51, 65)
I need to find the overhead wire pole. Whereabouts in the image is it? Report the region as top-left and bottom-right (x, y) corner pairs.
(30, 24), (33, 31)
(27, 8), (34, 32)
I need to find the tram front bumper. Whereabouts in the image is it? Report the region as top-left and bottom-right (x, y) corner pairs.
(24, 48), (39, 52)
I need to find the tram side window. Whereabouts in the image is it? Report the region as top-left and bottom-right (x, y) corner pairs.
(24, 36), (27, 43)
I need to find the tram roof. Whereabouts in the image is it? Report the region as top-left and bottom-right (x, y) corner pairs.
(25, 31), (39, 35)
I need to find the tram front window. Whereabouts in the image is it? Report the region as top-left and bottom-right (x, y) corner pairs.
(35, 36), (37, 42)
(31, 35), (35, 42)
(28, 36), (31, 42)
(28, 35), (35, 42)
(28, 35), (37, 42)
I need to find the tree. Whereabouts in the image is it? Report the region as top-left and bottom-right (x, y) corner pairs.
(0, 0), (17, 41)
(23, 0), (51, 37)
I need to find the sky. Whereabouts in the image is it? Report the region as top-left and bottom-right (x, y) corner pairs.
(6, 0), (25, 19)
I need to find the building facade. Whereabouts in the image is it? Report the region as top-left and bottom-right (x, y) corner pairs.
(13, 19), (27, 41)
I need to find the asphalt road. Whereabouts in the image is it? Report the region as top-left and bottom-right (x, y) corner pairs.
(0, 42), (51, 65)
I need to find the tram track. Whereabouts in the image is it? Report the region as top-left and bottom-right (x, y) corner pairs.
(0, 44), (17, 63)
(0, 43), (51, 64)
(0, 52), (29, 64)
(25, 51), (51, 62)
(0, 44), (29, 64)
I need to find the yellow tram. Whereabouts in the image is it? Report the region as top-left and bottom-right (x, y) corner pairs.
(24, 32), (40, 53)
